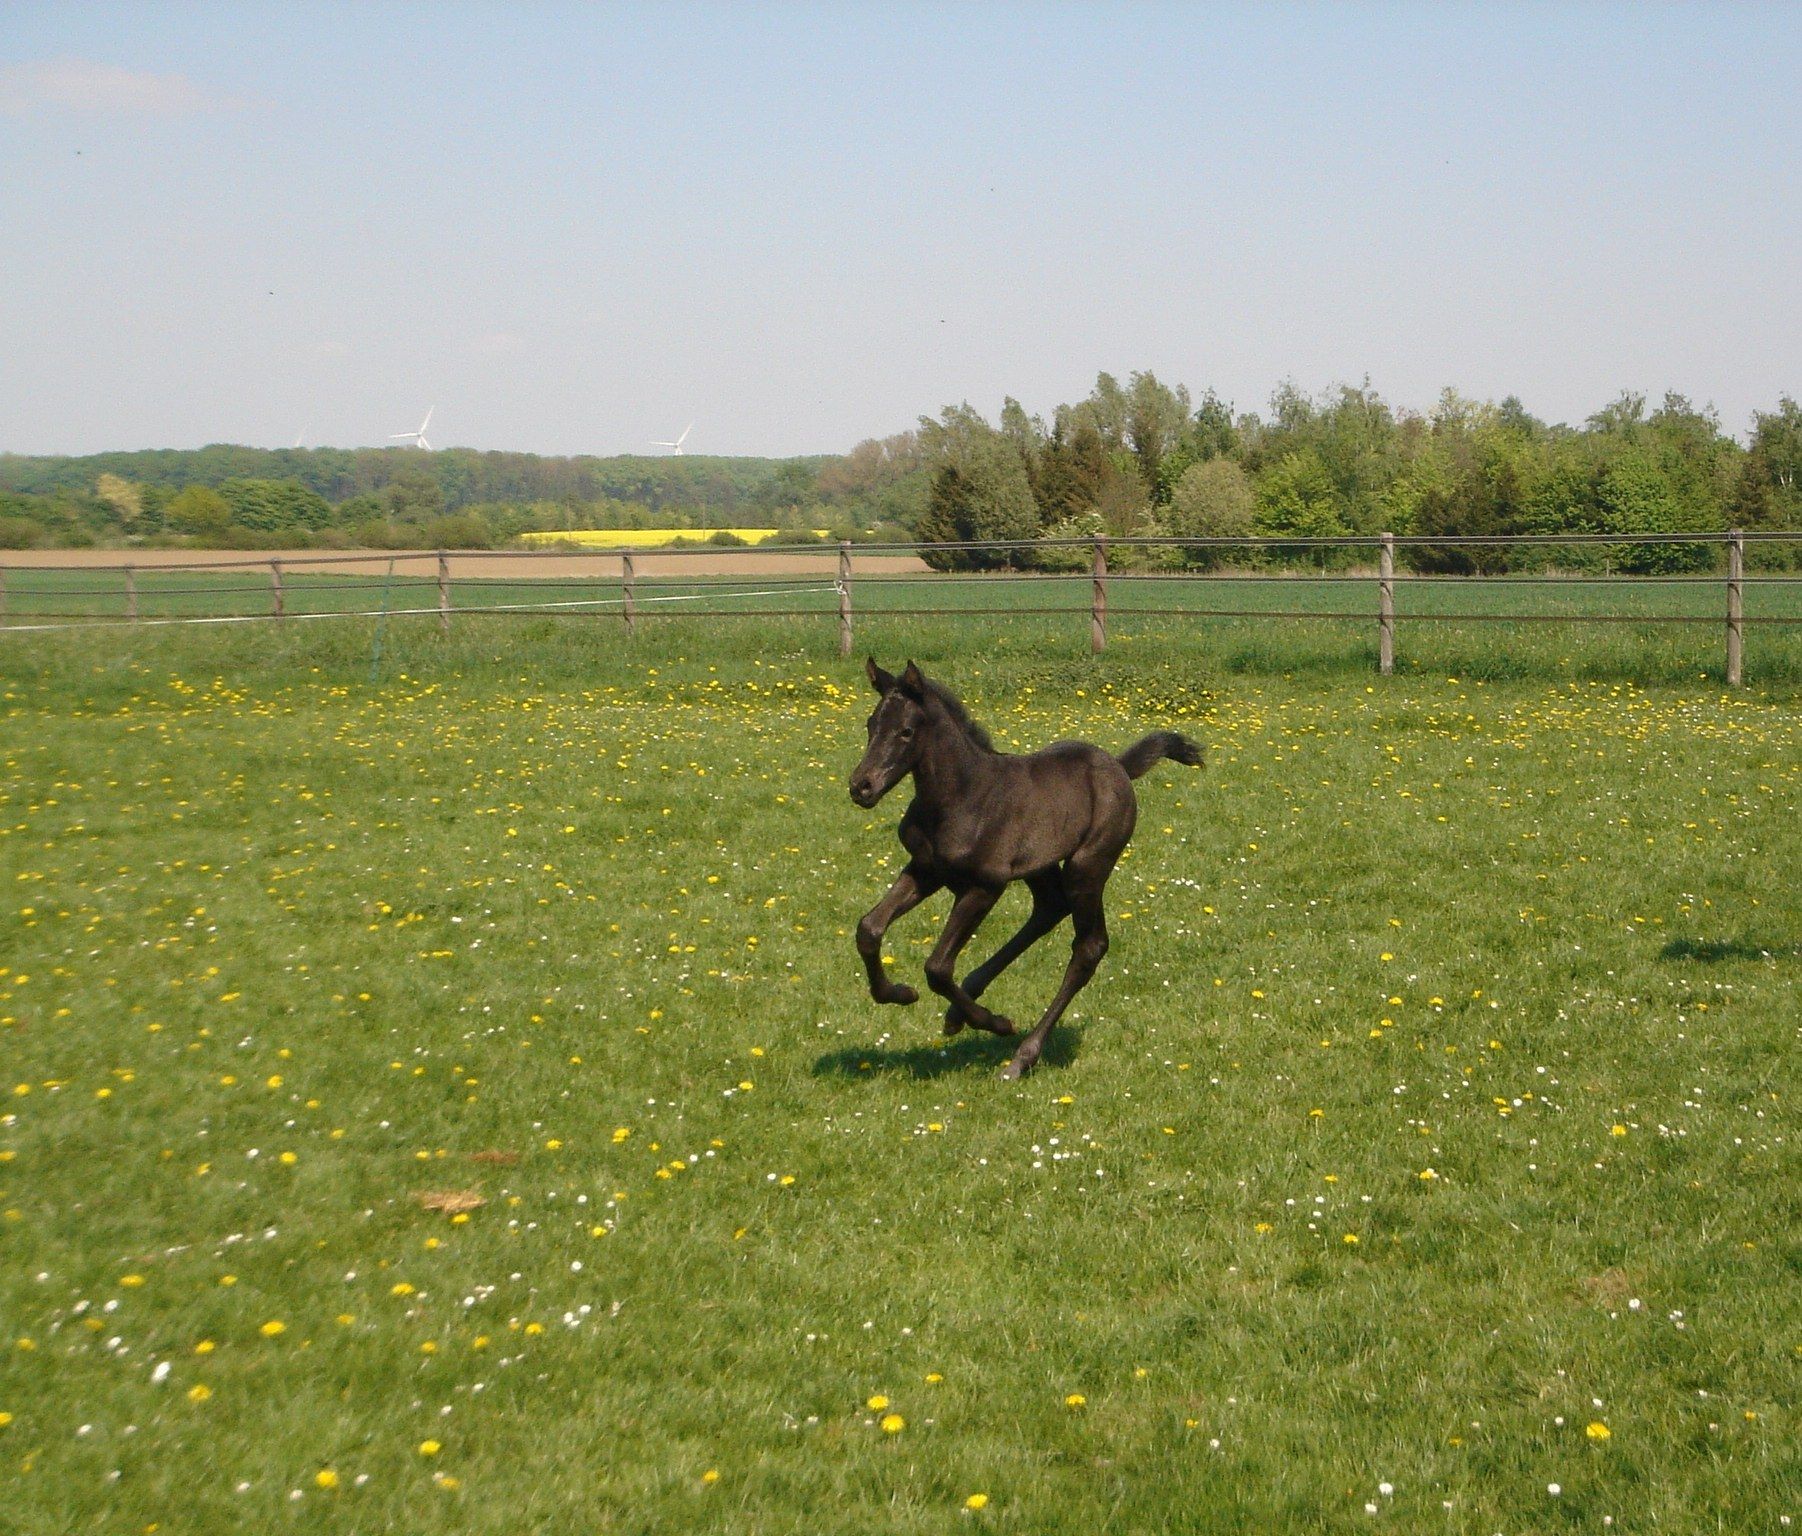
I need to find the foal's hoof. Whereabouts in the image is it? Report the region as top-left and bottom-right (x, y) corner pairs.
(1000, 1055), (1033, 1080)
(877, 983), (918, 1007)
(942, 1008), (966, 1037)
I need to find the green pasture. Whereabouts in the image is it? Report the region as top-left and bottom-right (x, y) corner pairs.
(4, 560), (1802, 687)
(0, 614), (1797, 1534)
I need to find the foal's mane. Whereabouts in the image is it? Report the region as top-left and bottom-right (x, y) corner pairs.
(921, 676), (995, 753)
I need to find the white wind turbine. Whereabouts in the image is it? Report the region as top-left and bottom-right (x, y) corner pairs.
(390, 406), (435, 450)
(650, 421), (693, 455)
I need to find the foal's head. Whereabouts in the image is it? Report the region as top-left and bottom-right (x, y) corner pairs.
(849, 657), (931, 808)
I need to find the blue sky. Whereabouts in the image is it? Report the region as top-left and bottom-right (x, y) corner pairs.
(2, 2), (1797, 456)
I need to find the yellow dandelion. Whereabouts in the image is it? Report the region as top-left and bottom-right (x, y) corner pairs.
(315, 1469), (340, 1490)
(880, 1413), (905, 1433)
(259, 1320), (285, 1338)
(1586, 1421), (1611, 1441)
(701, 1469), (720, 1485)
(1065, 1393), (1086, 1409)
(119, 1275), (145, 1288)
(418, 1439), (441, 1456)
(867, 1394), (889, 1411)
(965, 1493), (989, 1510)
(194, 1340), (215, 1355)
(186, 1384), (212, 1404)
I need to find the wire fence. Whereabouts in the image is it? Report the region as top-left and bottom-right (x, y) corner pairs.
(2, 531), (1798, 685)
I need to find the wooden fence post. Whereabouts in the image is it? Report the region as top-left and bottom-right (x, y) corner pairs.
(1726, 529), (1744, 687)
(270, 560), (285, 620)
(838, 540), (853, 659)
(1090, 535), (1108, 654)
(437, 550), (451, 636)
(1378, 532), (1395, 676)
(125, 565), (138, 624)
(622, 552), (635, 636)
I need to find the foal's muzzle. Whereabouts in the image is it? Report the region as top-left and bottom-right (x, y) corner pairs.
(849, 775), (880, 808)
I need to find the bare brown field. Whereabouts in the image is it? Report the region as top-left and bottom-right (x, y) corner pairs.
(0, 548), (930, 578)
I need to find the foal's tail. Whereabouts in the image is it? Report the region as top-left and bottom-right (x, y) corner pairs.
(1116, 730), (1205, 780)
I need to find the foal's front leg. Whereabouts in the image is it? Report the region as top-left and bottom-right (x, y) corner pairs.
(856, 863), (941, 1006)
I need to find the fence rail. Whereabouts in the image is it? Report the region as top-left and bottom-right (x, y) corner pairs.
(3, 531), (1799, 685)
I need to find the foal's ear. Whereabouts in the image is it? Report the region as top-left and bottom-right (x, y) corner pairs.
(899, 660), (927, 699)
(866, 656), (897, 694)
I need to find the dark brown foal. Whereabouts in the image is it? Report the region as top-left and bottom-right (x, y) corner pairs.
(848, 659), (1202, 1078)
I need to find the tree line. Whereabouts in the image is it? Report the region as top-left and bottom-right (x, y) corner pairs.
(0, 447), (842, 552)
(904, 376), (1802, 572)
(2, 379), (1797, 567)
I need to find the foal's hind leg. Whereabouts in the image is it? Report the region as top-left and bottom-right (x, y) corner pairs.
(856, 863), (941, 1006)
(944, 873), (1069, 1036)
(923, 885), (1013, 1035)
(1002, 882), (1110, 1079)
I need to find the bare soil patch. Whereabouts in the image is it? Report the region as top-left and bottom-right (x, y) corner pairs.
(0, 548), (929, 578)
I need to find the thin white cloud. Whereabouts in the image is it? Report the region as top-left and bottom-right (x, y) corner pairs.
(0, 57), (247, 116)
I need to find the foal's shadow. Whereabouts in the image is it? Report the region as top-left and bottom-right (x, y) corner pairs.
(812, 1025), (1084, 1081)
(1660, 936), (1796, 963)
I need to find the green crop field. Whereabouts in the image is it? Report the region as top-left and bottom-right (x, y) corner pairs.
(0, 611), (1797, 1534)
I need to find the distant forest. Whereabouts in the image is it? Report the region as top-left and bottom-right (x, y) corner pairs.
(3, 376), (1798, 571)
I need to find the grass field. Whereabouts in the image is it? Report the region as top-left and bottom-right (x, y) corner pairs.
(1, 612), (1797, 1533)
(5, 562), (1802, 687)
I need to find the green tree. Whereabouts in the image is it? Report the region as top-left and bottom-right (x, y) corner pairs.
(1254, 450), (1347, 539)
(1188, 389), (1239, 461)
(383, 473), (444, 524)
(1594, 449), (1707, 572)
(914, 425), (1039, 570)
(1125, 371), (1191, 490)
(1162, 458), (1255, 567)
(166, 485), (234, 540)
(1734, 398), (1802, 563)
(219, 479), (331, 533)
(1032, 420), (1110, 527)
